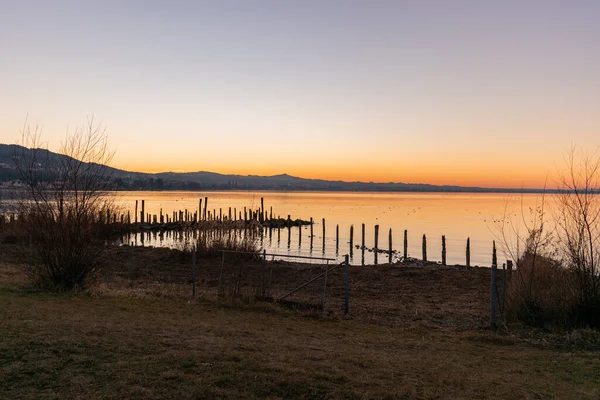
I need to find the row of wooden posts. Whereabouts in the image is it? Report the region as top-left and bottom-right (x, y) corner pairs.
(129, 197), (278, 225)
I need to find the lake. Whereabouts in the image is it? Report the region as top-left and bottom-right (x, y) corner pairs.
(112, 191), (548, 266)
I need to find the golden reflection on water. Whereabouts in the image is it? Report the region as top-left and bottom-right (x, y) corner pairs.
(113, 191), (549, 266)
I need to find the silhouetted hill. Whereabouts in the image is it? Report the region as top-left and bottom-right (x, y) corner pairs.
(0, 144), (545, 193)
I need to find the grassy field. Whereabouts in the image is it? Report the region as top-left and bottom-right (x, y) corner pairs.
(1, 242), (600, 399)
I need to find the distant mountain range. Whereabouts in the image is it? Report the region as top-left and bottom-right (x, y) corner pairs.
(0, 144), (545, 193)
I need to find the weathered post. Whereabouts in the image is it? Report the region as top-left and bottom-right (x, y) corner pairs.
(287, 215), (291, 247)
(204, 197), (208, 221)
(140, 200), (145, 224)
(344, 254), (350, 314)
(403, 229), (408, 261)
(322, 261), (328, 312)
(135, 200), (138, 223)
(322, 218), (326, 253)
(260, 197), (264, 222)
(466, 238), (471, 267)
(199, 199), (202, 221)
(335, 224), (339, 253)
(441, 235), (447, 266)
(228, 207), (232, 221)
(262, 249), (267, 297)
(422, 234), (427, 262)
(374, 225), (379, 265)
(298, 224), (302, 247)
(389, 228), (393, 264)
(310, 217), (314, 250)
(361, 223), (366, 266)
(349, 225), (354, 257)
(491, 260), (498, 330)
(192, 245), (197, 297)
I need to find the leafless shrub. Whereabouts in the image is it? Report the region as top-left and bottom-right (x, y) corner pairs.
(14, 118), (116, 291)
(555, 146), (600, 327)
(498, 147), (600, 329)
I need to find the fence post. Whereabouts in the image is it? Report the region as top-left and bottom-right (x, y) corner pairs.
(344, 254), (349, 314)
(322, 262), (328, 312)
(192, 245), (197, 297)
(262, 249), (267, 297)
(491, 261), (498, 330)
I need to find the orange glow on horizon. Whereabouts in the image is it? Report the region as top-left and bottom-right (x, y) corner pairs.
(113, 159), (553, 190)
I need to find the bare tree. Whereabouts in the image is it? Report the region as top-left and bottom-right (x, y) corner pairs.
(555, 146), (600, 326)
(15, 118), (116, 290)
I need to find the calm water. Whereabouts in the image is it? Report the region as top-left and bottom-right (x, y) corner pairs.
(113, 191), (547, 266)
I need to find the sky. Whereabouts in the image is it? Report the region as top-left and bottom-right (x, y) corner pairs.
(1, 1), (599, 188)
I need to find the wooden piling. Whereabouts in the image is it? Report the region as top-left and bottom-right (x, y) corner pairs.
(310, 217), (314, 249)
(349, 225), (354, 257)
(228, 207), (231, 221)
(492, 240), (497, 266)
(135, 200), (138, 223)
(442, 235), (446, 266)
(389, 228), (392, 264)
(260, 198), (264, 222)
(204, 197), (208, 220)
(140, 200), (145, 224)
(403, 229), (408, 261)
(422, 234), (427, 262)
(490, 262), (498, 330)
(322, 218), (326, 253)
(466, 238), (471, 267)
(298, 224), (302, 246)
(361, 223), (365, 266)
(335, 224), (339, 253)
(374, 225), (379, 265)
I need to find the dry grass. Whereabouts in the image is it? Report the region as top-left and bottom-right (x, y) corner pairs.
(1, 288), (600, 399)
(2, 239), (600, 398)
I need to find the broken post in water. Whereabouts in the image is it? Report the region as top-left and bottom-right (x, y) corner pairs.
(422, 234), (427, 262)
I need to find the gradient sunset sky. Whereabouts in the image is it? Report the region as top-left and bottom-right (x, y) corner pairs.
(1, 1), (599, 188)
